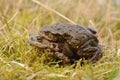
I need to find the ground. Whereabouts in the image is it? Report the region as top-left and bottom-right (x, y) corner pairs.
(0, 0), (120, 80)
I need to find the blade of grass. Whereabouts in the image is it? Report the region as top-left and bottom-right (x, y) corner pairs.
(32, 0), (77, 25)
(0, 11), (18, 31)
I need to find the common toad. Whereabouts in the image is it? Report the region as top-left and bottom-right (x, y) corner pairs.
(29, 23), (102, 64)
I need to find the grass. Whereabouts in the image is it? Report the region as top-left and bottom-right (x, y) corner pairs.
(0, 0), (120, 80)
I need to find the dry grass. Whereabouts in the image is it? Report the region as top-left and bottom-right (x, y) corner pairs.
(0, 0), (120, 80)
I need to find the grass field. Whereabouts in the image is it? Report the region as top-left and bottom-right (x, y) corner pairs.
(0, 0), (120, 80)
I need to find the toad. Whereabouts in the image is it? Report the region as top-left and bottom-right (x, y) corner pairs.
(29, 23), (102, 64)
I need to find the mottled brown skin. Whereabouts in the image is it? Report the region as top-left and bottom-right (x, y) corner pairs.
(29, 23), (102, 64)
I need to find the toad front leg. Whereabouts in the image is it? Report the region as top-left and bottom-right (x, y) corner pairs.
(50, 52), (71, 64)
(49, 42), (74, 64)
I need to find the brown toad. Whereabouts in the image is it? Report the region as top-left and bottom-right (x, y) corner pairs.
(29, 23), (102, 64)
